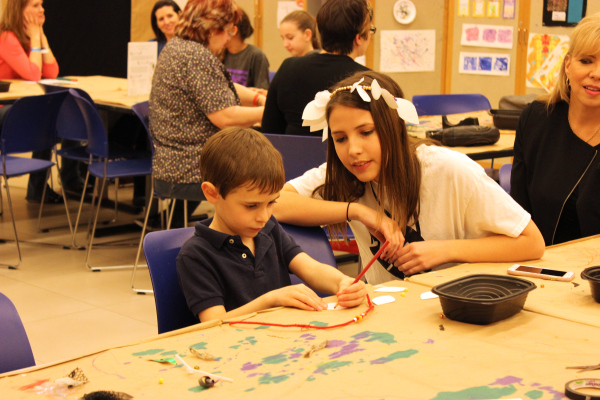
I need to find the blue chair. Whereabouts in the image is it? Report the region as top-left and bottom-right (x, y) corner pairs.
(262, 133), (326, 180)
(69, 89), (152, 271)
(268, 71), (276, 83)
(143, 223), (339, 334)
(412, 94), (491, 116)
(0, 292), (35, 373)
(0, 91), (72, 268)
(499, 163), (512, 194)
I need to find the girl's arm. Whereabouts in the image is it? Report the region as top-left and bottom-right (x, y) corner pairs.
(394, 219), (545, 276)
(207, 105), (264, 129)
(39, 28), (58, 78)
(0, 32), (43, 81)
(233, 82), (266, 107)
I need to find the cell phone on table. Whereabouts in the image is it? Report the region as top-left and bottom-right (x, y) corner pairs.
(507, 264), (575, 282)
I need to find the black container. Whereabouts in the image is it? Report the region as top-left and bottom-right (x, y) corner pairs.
(432, 274), (536, 325)
(490, 109), (522, 130)
(581, 266), (600, 304)
(0, 81), (11, 92)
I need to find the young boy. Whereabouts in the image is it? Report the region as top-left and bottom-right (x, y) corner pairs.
(176, 127), (366, 323)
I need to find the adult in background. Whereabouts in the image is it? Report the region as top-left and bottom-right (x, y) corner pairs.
(511, 12), (600, 245)
(149, 0), (265, 229)
(262, 0), (373, 136)
(223, 8), (270, 90)
(150, 0), (181, 57)
(0, 0), (62, 203)
(279, 10), (320, 57)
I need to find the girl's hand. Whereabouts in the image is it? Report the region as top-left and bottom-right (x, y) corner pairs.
(268, 284), (327, 311)
(353, 204), (405, 262)
(391, 241), (451, 276)
(24, 12), (41, 39)
(335, 278), (366, 308)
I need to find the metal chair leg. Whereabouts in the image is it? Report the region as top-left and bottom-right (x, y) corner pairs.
(2, 179), (22, 269)
(131, 181), (156, 294)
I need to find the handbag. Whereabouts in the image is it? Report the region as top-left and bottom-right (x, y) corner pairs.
(426, 126), (500, 147)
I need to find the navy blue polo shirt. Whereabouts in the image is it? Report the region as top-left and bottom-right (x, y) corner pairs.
(176, 216), (302, 318)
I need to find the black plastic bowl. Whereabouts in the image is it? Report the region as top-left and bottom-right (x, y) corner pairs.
(581, 266), (600, 304)
(432, 274), (536, 325)
(0, 81), (11, 92)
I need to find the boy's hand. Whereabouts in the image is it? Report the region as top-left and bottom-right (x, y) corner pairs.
(269, 284), (327, 311)
(335, 278), (367, 308)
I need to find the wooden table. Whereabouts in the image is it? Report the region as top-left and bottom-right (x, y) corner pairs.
(1, 280), (598, 399)
(407, 234), (600, 328)
(0, 76), (148, 112)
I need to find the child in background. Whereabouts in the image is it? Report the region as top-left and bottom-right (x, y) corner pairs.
(274, 71), (545, 285)
(279, 10), (320, 57)
(176, 127), (366, 322)
(223, 8), (270, 90)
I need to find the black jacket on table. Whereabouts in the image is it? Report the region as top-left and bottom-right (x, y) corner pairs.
(511, 100), (600, 245)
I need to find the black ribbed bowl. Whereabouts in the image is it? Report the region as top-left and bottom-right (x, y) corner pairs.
(0, 81), (11, 92)
(432, 274), (536, 325)
(581, 266), (600, 304)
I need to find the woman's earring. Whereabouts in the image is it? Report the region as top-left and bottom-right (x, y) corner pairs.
(566, 76), (570, 87)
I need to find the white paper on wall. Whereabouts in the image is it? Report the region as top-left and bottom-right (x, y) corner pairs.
(380, 29), (436, 73)
(459, 52), (510, 76)
(127, 42), (157, 97)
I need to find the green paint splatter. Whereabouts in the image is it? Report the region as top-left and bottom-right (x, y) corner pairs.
(188, 386), (209, 393)
(364, 332), (397, 345)
(239, 336), (257, 346)
(255, 325), (270, 330)
(306, 376), (316, 382)
(262, 353), (287, 364)
(292, 348), (304, 353)
(132, 349), (164, 356)
(309, 321), (329, 327)
(229, 345), (241, 349)
(430, 385), (517, 400)
(159, 350), (177, 356)
(371, 349), (418, 364)
(525, 390), (544, 399)
(190, 342), (207, 350)
(315, 360), (352, 373)
(258, 373), (290, 384)
(245, 388), (255, 392)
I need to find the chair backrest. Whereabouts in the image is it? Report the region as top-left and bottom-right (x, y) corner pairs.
(69, 89), (109, 158)
(263, 133), (327, 180)
(412, 94), (491, 116)
(56, 89), (95, 141)
(144, 223), (338, 334)
(268, 71), (276, 83)
(131, 101), (153, 157)
(0, 292), (35, 373)
(0, 91), (68, 155)
(499, 163), (512, 194)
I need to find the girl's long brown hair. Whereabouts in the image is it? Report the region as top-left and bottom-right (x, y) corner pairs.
(315, 71), (425, 241)
(0, 0), (30, 51)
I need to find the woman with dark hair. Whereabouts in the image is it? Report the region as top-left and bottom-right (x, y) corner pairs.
(222, 8), (270, 90)
(279, 10), (320, 57)
(150, 0), (181, 56)
(0, 0), (62, 203)
(149, 0), (265, 228)
(262, 0), (372, 136)
(511, 12), (600, 245)
(274, 71), (545, 285)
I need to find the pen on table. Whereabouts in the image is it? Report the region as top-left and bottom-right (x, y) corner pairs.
(334, 241), (390, 308)
(56, 77), (78, 82)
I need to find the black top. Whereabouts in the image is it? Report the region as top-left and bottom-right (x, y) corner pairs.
(511, 100), (600, 245)
(176, 216), (302, 317)
(262, 52), (370, 136)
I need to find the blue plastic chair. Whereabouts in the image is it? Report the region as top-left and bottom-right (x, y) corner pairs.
(0, 91), (71, 268)
(69, 89), (152, 271)
(143, 223), (339, 334)
(0, 292), (35, 373)
(268, 71), (276, 83)
(412, 94), (491, 116)
(499, 163), (512, 194)
(262, 133), (326, 180)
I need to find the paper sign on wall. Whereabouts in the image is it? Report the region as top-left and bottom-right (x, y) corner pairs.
(127, 42), (157, 97)
(526, 33), (569, 91)
(459, 52), (510, 76)
(380, 29), (435, 73)
(461, 24), (514, 49)
(277, 1), (302, 26)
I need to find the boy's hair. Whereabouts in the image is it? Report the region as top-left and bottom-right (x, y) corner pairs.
(545, 12), (600, 107)
(200, 128), (285, 198)
(316, 71), (423, 238)
(151, 0), (182, 42)
(316, 0), (372, 55)
(235, 8), (254, 41)
(281, 10), (321, 50)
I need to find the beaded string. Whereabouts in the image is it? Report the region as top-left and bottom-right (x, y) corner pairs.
(227, 294), (375, 330)
(330, 85), (373, 98)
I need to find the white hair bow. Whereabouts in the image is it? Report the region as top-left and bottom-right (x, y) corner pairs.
(302, 78), (420, 141)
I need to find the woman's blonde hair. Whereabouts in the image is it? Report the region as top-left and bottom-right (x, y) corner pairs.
(175, 0), (239, 45)
(315, 71), (425, 240)
(0, 0), (31, 51)
(546, 12), (600, 106)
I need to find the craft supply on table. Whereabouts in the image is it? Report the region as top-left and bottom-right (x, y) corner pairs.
(564, 378), (600, 400)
